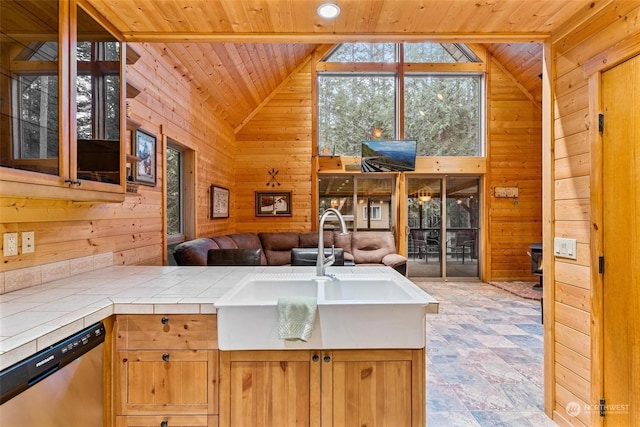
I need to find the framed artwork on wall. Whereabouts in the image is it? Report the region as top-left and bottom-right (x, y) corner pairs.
(134, 129), (156, 185)
(255, 191), (292, 216)
(211, 185), (230, 219)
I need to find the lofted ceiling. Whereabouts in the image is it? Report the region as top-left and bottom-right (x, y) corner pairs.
(81, 1), (613, 129)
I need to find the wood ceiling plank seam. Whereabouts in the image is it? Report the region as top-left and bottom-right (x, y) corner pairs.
(550, 0), (617, 43)
(152, 0), (195, 33)
(160, 44), (233, 123)
(239, 0), (275, 32)
(252, 43), (280, 94)
(554, 3), (640, 76)
(235, 59), (312, 134)
(271, 44), (292, 83)
(224, 43), (265, 105)
(83, 0), (132, 32)
(490, 56), (541, 110)
(201, 43), (256, 126)
(208, 43), (262, 114)
(436, 1), (484, 33)
(218, 0), (253, 33)
(410, 0), (450, 33)
(336, 0), (383, 33)
(131, 0), (175, 33)
(165, 43), (216, 104)
(198, 0), (236, 32)
(236, 43), (271, 101)
(178, 0), (216, 33)
(375, 1), (420, 33)
(465, 0), (514, 33)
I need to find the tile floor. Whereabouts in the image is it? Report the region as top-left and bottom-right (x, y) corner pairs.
(415, 280), (558, 427)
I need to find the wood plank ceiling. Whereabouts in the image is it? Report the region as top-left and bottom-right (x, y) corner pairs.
(83, 0), (614, 129)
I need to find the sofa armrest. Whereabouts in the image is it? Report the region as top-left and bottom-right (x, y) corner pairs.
(382, 253), (408, 276)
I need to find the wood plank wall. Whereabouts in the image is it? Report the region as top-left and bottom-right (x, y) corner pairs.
(234, 63), (313, 233)
(550, 2), (640, 425)
(0, 42), (236, 273)
(487, 58), (543, 281)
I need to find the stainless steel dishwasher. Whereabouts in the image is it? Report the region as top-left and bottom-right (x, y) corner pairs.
(0, 322), (106, 426)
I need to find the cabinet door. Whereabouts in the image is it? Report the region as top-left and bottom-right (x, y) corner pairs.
(219, 350), (318, 427)
(321, 349), (425, 427)
(116, 314), (218, 351)
(116, 415), (218, 427)
(116, 350), (218, 416)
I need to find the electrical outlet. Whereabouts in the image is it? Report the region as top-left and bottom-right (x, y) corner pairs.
(3, 233), (18, 256)
(22, 231), (35, 254)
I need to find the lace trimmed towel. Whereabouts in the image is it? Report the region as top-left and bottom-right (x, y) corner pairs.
(277, 296), (317, 342)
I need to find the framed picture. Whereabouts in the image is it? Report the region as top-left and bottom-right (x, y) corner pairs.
(134, 129), (156, 185)
(255, 191), (292, 216)
(211, 185), (230, 219)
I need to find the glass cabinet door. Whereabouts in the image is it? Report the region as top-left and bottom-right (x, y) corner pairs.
(74, 5), (121, 185)
(0, 0), (124, 199)
(0, 0), (61, 177)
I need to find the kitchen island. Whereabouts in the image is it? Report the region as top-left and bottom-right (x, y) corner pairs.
(0, 264), (437, 426)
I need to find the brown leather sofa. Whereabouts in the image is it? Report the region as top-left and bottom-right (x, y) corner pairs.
(173, 230), (407, 275)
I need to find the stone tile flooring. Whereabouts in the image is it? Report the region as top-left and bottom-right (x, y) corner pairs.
(415, 281), (558, 427)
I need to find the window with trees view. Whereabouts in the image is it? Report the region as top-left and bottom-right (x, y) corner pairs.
(317, 42), (483, 157)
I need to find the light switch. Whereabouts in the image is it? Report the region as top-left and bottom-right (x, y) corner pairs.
(554, 237), (577, 260)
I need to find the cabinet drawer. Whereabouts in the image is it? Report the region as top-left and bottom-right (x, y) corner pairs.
(116, 415), (218, 427)
(116, 350), (218, 415)
(116, 315), (217, 350)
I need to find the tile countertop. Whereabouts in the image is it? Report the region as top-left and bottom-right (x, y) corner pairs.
(0, 264), (411, 371)
(0, 264), (277, 370)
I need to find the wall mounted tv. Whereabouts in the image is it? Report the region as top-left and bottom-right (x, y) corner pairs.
(361, 140), (417, 172)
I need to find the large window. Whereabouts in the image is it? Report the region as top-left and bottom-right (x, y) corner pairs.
(317, 42), (483, 157)
(405, 75), (481, 156)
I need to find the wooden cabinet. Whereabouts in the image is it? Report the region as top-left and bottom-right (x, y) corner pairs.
(0, 0), (126, 202)
(114, 315), (219, 426)
(219, 348), (424, 427)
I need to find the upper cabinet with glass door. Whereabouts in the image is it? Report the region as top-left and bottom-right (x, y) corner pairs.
(0, 0), (125, 201)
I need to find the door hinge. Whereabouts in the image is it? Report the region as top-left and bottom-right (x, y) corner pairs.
(599, 113), (605, 133)
(600, 397), (606, 417)
(599, 256), (605, 274)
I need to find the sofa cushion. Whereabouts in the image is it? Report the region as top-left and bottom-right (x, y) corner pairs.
(350, 231), (396, 264)
(211, 235), (239, 249)
(333, 231), (352, 255)
(299, 231), (334, 248)
(207, 248), (262, 266)
(227, 233), (267, 265)
(291, 247), (344, 266)
(173, 238), (220, 266)
(258, 232), (300, 265)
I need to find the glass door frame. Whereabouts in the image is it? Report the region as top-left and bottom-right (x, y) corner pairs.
(406, 175), (482, 280)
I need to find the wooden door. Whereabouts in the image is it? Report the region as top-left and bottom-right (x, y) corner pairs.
(219, 350), (316, 427)
(116, 350), (218, 415)
(602, 53), (640, 425)
(321, 349), (424, 427)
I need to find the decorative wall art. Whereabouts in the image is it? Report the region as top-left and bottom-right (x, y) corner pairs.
(211, 185), (230, 218)
(134, 129), (156, 185)
(255, 191), (291, 216)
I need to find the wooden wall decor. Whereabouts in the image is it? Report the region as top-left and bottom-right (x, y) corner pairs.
(266, 168), (281, 187)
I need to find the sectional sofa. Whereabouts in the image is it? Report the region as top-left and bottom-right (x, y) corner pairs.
(173, 230), (407, 275)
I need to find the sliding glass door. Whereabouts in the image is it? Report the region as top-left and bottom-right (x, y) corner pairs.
(407, 176), (480, 279)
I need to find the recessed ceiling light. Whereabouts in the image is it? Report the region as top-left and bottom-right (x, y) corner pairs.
(317, 3), (340, 19)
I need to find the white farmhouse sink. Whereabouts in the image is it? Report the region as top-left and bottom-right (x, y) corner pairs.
(215, 271), (438, 350)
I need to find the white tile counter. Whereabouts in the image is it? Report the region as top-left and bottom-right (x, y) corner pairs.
(0, 264), (283, 370)
(0, 264), (406, 370)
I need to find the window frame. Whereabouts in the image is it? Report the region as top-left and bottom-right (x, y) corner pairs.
(316, 42), (486, 158)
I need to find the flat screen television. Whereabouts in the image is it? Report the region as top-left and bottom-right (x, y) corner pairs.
(361, 140), (417, 172)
